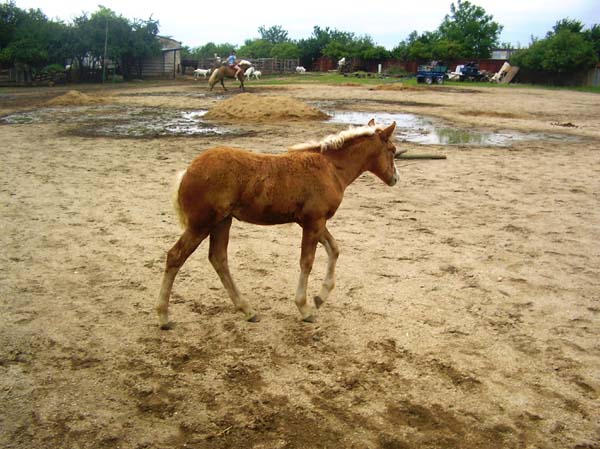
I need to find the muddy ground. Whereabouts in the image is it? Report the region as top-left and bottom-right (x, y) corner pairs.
(1, 78), (599, 449)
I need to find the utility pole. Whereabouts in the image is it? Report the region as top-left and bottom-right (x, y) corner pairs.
(102, 20), (108, 83)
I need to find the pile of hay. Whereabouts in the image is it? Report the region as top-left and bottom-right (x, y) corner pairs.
(370, 83), (421, 91)
(204, 93), (329, 122)
(46, 90), (105, 106)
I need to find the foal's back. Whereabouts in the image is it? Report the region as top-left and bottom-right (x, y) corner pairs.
(179, 147), (342, 228)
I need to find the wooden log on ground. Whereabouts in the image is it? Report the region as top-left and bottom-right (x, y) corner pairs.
(396, 153), (447, 160)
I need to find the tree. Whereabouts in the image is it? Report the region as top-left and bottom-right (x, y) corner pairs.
(188, 42), (235, 59)
(321, 29), (386, 62)
(297, 26), (335, 66)
(511, 19), (598, 75)
(0, 5), (56, 74)
(258, 25), (289, 44)
(0, 1), (23, 51)
(584, 24), (600, 58)
(238, 39), (272, 58)
(437, 0), (503, 58)
(271, 42), (300, 59)
(392, 1), (502, 61)
(0, 4), (167, 82)
(549, 18), (584, 36)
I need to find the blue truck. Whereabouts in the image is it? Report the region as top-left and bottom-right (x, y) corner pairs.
(416, 62), (447, 85)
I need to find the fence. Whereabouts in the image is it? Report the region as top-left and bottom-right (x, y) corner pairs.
(514, 65), (600, 87)
(182, 57), (299, 75)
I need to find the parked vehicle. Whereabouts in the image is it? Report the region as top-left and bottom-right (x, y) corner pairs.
(457, 62), (485, 81)
(416, 62), (447, 85)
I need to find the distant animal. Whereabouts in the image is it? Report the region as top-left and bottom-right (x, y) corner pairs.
(156, 119), (403, 328)
(207, 60), (252, 91)
(251, 70), (261, 80)
(193, 68), (211, 80)
(296, 66), (306, 73)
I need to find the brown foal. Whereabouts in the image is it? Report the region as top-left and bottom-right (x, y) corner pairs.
(156, 119), (403, 328)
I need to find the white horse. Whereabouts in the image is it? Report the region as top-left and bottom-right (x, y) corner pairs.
(296, 66), (306, 73)
(193, 68), (211, 80)
(251, 70), (261, 80)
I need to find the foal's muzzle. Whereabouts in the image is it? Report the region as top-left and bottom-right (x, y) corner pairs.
(388, 163), (399, 186)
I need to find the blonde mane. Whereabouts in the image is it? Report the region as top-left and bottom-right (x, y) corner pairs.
(290, 124), (383, 153)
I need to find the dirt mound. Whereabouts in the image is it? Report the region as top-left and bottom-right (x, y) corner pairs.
(204, 93), (329, 122)
(46, 90), (105, 106)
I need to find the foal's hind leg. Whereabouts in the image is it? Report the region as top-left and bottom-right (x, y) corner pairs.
(209, 217), (258, 322)
(314, 228), (340, 309)
(157, 228), (208, 329)
(295, 221), (324, 322)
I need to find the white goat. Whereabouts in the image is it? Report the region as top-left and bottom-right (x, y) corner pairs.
(245, 67), (261, 80)
(296, 66), (306, 73)
(193, 68), (211, 80)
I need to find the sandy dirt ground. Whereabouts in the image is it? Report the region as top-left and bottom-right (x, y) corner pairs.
(1, 78), (599, 449)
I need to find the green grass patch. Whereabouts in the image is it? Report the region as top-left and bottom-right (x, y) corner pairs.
(249, 72), (600, 93)
(248, 72), (410, 86)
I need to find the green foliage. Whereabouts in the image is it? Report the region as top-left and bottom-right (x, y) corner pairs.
(271, 42), (300, 59)
(393, 1), (502, 61)
(297, 26), (334, 66)
(297, 25), (387, 67)
(0, 1), (22, 49)
(0, 3), (160, 80)
(0, 4), (51, 66)
(238, 39), (273, 58)
(511, 20), (598, 74)
(584, 24), (600, 57)
(43, 63), (66, 73)
(549, 18), (584, 36)
(258, 25), (289, 44)
(438, 0), (503, 58)
(186, 42), (235, 59)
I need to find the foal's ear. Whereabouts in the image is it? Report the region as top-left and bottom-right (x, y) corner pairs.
(378, 121), (396, 141)
(368, 118), (376, 126)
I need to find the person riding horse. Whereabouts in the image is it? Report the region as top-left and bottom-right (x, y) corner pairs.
(227, 51), (242, 81)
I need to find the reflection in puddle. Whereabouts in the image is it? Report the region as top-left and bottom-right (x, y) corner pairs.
(327, 111), (564, 146)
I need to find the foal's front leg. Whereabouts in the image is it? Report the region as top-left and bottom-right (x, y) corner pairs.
(295, 222), (324, 322)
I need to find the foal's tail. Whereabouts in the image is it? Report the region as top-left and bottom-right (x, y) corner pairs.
(173, 170), (188, 229)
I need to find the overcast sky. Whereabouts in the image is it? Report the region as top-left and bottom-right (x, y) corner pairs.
(13, 0), (600, 50)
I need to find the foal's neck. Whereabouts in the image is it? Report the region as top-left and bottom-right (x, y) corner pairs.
(326, 138), (375, 188)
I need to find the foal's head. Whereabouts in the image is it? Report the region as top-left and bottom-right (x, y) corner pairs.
(366, 119), (403, 186)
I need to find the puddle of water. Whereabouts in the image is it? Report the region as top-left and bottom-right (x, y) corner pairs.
(327, 111), (565, 147)
(0, 106), (237, 138)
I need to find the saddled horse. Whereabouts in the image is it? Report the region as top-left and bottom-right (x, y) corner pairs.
(156, 119), (404, 329)
(207, 61), (252, 92)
